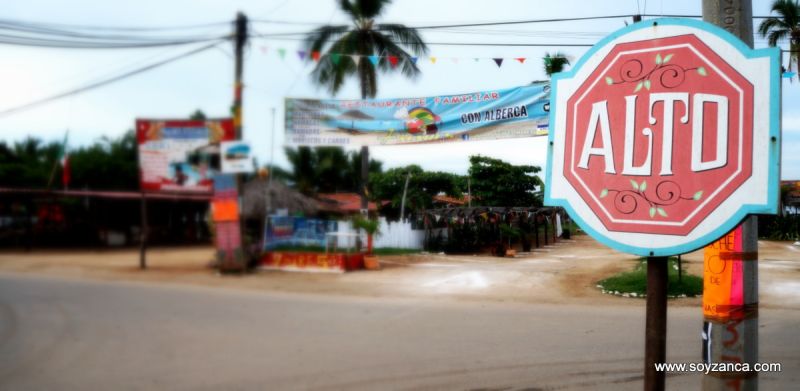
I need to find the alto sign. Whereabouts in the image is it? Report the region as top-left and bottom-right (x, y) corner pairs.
(545, 19), (781, 256)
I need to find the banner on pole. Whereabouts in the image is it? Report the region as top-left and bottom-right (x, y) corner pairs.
(220, 141), (253, 174)
(285, 84), (550, 146)
(136, 119), (235, 193)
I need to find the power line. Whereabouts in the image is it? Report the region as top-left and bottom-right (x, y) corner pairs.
(0, 41), (224, 118)
(0, 18), (229, 49)
(0, 34), (226, 49)
(250, 34), (594, 47)
(0, 18), (230, 32)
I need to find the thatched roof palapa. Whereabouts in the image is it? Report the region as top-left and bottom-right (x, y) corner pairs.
(241, 178), (319, 219)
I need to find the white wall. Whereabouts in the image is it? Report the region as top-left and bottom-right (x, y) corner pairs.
(331, 217), (424, 250)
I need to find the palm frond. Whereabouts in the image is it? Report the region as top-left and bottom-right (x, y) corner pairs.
(354, 0), (391, 19)
(376, 24), (429, 56)
(305, 0), (422, 98)
(369, 32), (421, 79)
(304, 25), (351, 55)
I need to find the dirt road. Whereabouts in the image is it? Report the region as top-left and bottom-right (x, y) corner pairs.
(0, 235), (797, 308)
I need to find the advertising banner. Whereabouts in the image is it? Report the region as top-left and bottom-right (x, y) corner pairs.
(264, 216), (338, 250)
(220, 141), (253, 174)
(136, 119), (235, 193)
(285, 83), (550, 146)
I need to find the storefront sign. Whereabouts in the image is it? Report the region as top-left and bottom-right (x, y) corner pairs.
(136, 119), (235, 193)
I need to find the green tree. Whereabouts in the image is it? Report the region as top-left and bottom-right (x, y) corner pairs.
(542, 51), (571, 77)
(468, 155), (543, 207)
(759, 0), (800, 78)
(280, 146), (382, 196)
(69, 131), (138, 190)
(189, 109), (207, 121)
(304, 0), (428, 99)
(0, 132), (138, 190)
(370, 165), (462, 217)
(304, 0), (428, 212)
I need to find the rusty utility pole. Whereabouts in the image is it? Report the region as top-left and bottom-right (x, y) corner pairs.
(702, 1), (759, 390)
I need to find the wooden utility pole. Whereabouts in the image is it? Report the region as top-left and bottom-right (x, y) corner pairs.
(644, 256), (668, 391)
(702, 2), (758, 390)
(216, 11), (249, 273)
(139, 192), (148, 269)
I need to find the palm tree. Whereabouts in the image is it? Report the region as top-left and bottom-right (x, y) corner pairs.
(543, 52), (571, 77)
(305, 0), (428, 99)
(758, 0), (800, 78)
(305, 0), (428, 212)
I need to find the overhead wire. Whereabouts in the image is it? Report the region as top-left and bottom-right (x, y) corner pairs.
(0, 40), (225, 118)
(0, 18), (229, 49)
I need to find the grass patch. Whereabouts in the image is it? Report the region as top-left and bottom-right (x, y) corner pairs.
(597, 257), (703, 298)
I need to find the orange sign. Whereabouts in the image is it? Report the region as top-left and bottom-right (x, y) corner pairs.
(212, 199), (239, 222)
(260, 252), (365, 272)
(703, 226), (745, 319)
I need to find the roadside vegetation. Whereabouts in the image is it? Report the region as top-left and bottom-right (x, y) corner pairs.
(597, 257), (703, 298)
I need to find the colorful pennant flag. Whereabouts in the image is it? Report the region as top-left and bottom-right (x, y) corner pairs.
(258, 47), (554, 72)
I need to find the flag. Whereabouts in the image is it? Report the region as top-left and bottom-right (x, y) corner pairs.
(59, 131), (70, 188)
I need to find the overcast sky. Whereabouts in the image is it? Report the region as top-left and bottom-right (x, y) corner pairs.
(2, 0), (798, 178)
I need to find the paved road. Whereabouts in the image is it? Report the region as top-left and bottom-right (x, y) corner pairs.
(0, 273), (797, 390)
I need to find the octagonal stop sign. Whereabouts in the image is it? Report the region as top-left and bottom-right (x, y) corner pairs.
(545, 19), (781, 256)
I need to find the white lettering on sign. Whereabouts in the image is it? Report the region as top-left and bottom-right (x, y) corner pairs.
(577, 93), (728, 175)
(649, 93), (689, 176)
(578, 100), (616, 174)
(623, 95), (652, 175)
(692, 94), (729, 172)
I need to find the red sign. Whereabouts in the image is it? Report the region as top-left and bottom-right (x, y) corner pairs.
(260, 252), (365, 272)
(136, 119), (234, 193)
(546, 19), (780, 256)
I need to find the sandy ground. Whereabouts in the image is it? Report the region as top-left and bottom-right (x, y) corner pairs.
(1, 234), (798, 309)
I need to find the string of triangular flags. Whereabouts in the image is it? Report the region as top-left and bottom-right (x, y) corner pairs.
(259, 46), (539, 68)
